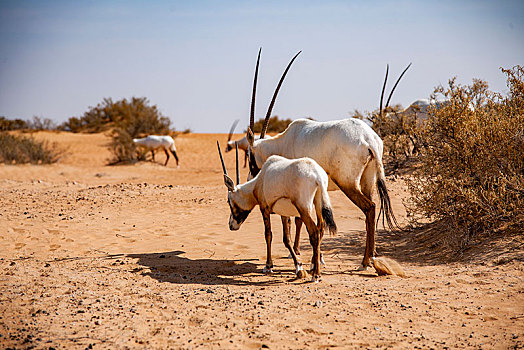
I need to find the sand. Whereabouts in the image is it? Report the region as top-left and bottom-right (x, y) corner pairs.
(1, 131), (522, 349)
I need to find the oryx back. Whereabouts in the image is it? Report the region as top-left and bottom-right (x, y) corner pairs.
(259, 118), (383, 190)
(258, 155), (329, 218)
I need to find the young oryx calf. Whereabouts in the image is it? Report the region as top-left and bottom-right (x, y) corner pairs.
(133, 135), (179, 167)
(217, 142), (336, 282)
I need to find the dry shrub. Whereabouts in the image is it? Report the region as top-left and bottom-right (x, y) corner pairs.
(0, 117), (28, 131)
(27, 116), (57, 131)
(60, 97), (171, 134)
(1, 116), (57, 132)
(105, 97), (172, 164)
(406, 66), (524, 250)
(60, 96), (173, 164)
(370, 104), (423, 173)
(0, 132), (64, 164)
(252, 116), (293, 133)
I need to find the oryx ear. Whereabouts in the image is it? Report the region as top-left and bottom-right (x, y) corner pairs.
(223, 174), (236, 192)
(247, 127), (255, 146)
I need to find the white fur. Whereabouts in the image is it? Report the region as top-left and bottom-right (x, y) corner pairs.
(394, 99), (449, 121)
(222, 154), (335, 281)
(133, 135), (179, 166)
(250, 118), (384, 196)
(226, 135), (250, 152)
(248, 118), (389, 269)
(229, 155), (330, 220)
(226, 135), (260, 168)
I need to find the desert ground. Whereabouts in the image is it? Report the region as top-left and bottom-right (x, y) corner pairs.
(1, 131), (523, 349)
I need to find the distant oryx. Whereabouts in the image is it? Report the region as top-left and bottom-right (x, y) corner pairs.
(217, 141), (336, 282)
(244, 48), (409, 270)
(133, 135), (179, 167)
(225, 119), (260, 168)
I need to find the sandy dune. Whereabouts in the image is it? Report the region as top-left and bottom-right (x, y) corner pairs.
(1, 131), (522, 349)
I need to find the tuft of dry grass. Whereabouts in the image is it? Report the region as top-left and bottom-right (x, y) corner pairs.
(372, 257), (406, 277)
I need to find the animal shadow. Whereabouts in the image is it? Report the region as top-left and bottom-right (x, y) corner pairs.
(126, 250), (282, 286)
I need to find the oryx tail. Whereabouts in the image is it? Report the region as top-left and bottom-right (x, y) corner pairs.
(318, 183), (337, 235)
(372, 150), (401, 232)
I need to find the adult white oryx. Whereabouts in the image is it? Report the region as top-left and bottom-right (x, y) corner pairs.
(217, 141), (336, 282)
(133, 135), (179, 167)
(244, 49), (410, 269)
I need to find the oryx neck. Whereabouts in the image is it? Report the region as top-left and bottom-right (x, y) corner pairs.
(256, 134), (288, 162)
(234, 179), (258, 210)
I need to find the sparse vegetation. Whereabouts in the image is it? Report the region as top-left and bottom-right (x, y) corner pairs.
(60, 97), (171, 135)
(1, 116), (57, 131)
(0, 117), (28, 131)
(251, 116), (293, 133)
(60, 96), (174, 163)
(0, 132), (64, 164)
(99, 97), (172, 164)
(405, 66), (524, 250)
(369, 104), (423, 173)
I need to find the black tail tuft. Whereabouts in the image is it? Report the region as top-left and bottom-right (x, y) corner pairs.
(321, 207), (337, 235)
(376, 177), (402, 232)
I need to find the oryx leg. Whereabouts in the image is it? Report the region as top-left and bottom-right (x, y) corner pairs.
(261, 207), (273, 273)
(293, 217), (302, 256)
(281, 216), (305, 278)
(340, 186), (376, 268)
(172, 149), (180, 167)
(297, 207), (322, 282)
(163, 148), (170, 166)
(287, 217), (302, 259)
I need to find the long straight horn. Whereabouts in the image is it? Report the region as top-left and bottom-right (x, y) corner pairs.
(260, 50), (302, 139)
(380, 64), (389, 116)
(235, 143), (240, 185)
(217, 141), (228, 175)
(385, 63), (412, 109)
(228, 119), (240, 142)
(250, 48), (262, 132)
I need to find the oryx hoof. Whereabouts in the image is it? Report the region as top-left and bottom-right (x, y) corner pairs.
(262, 266), (274, 274)
(357, 265), (371, 271)
(296, 265), (308, 279)
(310, 275), (321, 283)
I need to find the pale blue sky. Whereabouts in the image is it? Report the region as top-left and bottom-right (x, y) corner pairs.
(1, 0), (523, 132)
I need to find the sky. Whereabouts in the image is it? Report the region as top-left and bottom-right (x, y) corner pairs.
(0, 0), (523, 133)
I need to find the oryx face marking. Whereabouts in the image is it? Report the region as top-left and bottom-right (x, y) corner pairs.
(227, 192), (251, 230)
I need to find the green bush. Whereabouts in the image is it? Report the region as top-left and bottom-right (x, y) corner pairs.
(406, 66), (524, 249)
(0, 132), (63, 164)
